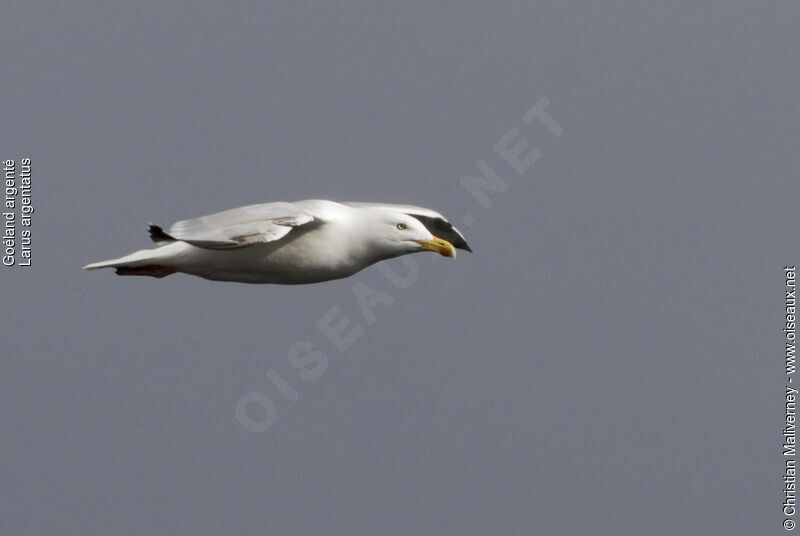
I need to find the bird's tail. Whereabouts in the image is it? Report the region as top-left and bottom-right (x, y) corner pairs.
(83, 246), (177, 278)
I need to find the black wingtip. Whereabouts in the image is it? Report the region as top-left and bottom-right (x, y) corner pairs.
(148, 224), (176, 244)
(407, 213), (472, 254)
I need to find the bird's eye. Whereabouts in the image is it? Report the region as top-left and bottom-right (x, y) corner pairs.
(396, 223), (407, 230)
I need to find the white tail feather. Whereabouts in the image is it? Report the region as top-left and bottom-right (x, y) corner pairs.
(83, 248), (163, 271)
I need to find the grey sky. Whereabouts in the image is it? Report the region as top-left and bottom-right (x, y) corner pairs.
(2, 2), (798, 534)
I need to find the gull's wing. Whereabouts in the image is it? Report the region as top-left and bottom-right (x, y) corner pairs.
(341, 201), (447, 220)
(155, 202), (318, 249)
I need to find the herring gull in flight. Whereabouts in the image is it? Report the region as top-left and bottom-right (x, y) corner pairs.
(83, 199), (471, 284)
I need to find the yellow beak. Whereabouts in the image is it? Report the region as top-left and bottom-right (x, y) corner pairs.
(418, 236), (457, 258)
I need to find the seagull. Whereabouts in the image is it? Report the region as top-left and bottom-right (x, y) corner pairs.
(83, 199), (471, 284)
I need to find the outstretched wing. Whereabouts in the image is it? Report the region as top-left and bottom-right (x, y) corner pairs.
(341, 201), (446, 220)
(153, 202), (317, 249)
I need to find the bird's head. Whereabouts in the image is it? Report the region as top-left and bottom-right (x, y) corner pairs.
(362, 210), (471, 260)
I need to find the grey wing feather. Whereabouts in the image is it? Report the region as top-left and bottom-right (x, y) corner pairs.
(166, 202), (316, 249)
(341, 201), (446, 220)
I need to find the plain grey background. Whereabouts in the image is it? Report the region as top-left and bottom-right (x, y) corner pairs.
(1, 2), (797, 534)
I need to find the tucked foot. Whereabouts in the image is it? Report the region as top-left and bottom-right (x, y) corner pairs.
(115, 265), (176, 278)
